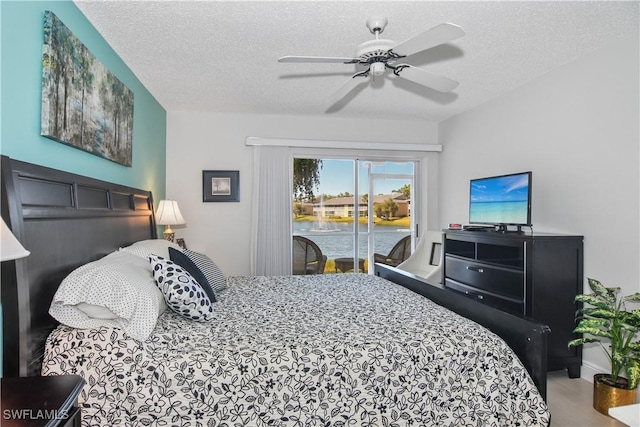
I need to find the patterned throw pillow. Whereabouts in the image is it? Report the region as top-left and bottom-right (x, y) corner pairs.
(149, 255), (214, 322)
(182, 249), (227, 293)
(169, 248), (217, 302)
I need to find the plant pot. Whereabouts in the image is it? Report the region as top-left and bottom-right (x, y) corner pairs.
(593, 374), (638, 415)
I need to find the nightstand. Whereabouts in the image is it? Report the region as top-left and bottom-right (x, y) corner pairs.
(1, 375), (84, 427)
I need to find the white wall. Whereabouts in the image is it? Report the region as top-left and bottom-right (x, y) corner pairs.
(166, 113), (438, 276)
(438, 33), (640, 378)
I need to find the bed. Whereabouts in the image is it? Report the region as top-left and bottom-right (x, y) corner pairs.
(1, 156), (550, 426)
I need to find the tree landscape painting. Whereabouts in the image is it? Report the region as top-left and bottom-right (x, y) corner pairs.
(41, 11), (133, 166)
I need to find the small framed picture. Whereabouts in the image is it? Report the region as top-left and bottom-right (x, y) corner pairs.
(176, 238), (187, 250)
(203, 170), (239, 202)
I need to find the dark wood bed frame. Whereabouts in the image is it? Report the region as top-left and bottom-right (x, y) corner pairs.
(1, 156), (548, 401)
(1, 156), (157, 377)
(375, 263), (550, 399)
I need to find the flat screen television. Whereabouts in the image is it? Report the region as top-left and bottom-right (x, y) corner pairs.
(469, 171), (532, 231)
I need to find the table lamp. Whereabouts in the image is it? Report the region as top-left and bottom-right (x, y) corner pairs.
(1, 219), (30, 261)
(155, 200), (185, 242)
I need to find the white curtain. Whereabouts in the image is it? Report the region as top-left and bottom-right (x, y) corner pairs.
(250, 146), (293, 275)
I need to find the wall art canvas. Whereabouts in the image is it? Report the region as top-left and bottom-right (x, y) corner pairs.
(41, 11), (134, 166)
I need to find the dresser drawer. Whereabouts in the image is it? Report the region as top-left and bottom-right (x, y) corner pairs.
(445, 256), (524, 300)
(445, 279), (525, 315)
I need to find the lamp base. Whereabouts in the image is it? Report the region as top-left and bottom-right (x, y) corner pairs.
(163, 229), (175, 242)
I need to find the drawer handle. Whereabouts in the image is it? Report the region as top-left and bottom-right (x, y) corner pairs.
(466, 266), (484, 273)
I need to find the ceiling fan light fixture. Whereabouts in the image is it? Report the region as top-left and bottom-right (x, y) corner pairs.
(278, 16), (465, 108)
(371, 62), (385, 76)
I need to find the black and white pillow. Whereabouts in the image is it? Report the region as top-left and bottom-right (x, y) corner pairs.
(181, 249), (227, 293)
(149, 255), (214, 322)
(169, 248), (217, 302)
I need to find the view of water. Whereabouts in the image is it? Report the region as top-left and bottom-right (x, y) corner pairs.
(293, 221), (411, 260)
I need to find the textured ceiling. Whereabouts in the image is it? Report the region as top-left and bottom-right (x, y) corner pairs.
(74, 1), (639, 122)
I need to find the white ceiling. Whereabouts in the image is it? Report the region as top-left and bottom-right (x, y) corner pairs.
(74, 1), (639, 122)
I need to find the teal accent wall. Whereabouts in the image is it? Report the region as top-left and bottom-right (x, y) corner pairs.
(0, 1), (167, 377)
(1, 1), (166, 194)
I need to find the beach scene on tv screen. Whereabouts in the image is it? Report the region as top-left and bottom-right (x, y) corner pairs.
(470, 174), (529, 224)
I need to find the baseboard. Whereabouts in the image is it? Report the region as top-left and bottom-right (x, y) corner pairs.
(580, 361), (605, 383)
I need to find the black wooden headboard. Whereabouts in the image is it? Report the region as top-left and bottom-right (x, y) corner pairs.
(1, 155), (157, 377)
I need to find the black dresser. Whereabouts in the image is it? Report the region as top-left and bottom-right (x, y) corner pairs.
(442, 229), (583, 377)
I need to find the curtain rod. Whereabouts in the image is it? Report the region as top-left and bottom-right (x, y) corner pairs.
(245, 137), (442, 152)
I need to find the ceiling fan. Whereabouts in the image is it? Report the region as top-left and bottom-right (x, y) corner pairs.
(278, 17), (465, 108)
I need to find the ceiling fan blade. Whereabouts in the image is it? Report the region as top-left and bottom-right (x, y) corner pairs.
(327, 73), (369, 107)
(392, 64), (459, 93)
(279, 56), (358, 64)
(391, 23), (465, 57)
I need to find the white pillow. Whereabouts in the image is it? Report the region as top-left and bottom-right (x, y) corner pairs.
(76, 303), (119, 320)
(119, 239), (181, 260)
(49, 251), (166, 341)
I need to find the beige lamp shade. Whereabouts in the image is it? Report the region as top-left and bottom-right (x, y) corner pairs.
(1, 219), (30, 261)
(155, 200), (185, 242)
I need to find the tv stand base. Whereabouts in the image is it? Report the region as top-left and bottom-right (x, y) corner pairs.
(495, 224), (525, 234)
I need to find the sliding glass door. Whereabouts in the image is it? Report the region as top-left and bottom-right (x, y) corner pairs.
(366, 161), (414, 270)
(292, 157), (416, 274)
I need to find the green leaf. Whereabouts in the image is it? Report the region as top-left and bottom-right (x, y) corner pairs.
(576, 318), (609, 329)
(588, 278), (614, 302)
(620, 322), (639, 334)
(628, 342), (640, 353)
(568, 338), (600, 347)
(620, 311), (640, 328)
(574, 324), (612, 338)
(573, 327), (611, 338)
(612, 352), (625, 366)
(581, 307), (616, 319)
(575, 294), (611, 310)
(607, 287), (621, 298)
(625, 359), (640, 390)
(624, 293), (640, 303)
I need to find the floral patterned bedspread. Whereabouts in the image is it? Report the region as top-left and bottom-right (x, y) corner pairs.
(43, 274), (550, 426)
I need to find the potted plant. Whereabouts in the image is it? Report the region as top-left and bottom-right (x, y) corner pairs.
(569, 278), (640, 415)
